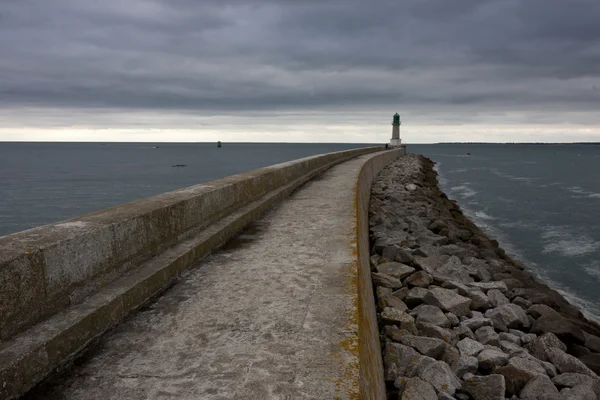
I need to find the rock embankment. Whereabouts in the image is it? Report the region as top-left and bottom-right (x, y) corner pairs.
(370, 155), (600, 400)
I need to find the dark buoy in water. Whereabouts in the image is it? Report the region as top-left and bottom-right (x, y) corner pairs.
(217, 141), (222, 148)
(466, 152), (471, 156)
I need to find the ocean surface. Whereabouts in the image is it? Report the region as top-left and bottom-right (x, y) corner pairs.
(1, 142), (600, 321)
(410, 144), (600, 322)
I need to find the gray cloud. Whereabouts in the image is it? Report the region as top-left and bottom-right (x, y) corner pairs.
(0, 0), (600, 135)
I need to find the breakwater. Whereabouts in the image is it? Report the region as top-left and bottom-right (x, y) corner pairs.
(370, 155), (600, 399)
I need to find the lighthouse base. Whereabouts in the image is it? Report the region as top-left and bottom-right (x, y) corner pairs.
(390, 138), (402, 147)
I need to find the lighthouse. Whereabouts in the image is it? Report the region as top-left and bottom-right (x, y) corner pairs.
(390, 113), (401, 147)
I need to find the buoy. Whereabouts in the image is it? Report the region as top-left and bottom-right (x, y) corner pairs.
(217, 141), (222, 148)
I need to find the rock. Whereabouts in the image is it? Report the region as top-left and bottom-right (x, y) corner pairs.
(385, 362), (398, 382)
(560, 384), (597, 400)
(541, 361), (558, 378)
(381, 245), (399, 261)
(531, 314), (585, 345)
(416, 305), (451, 328)
(378, 290), (409, 312)
(412, 356), (462, 396)
(527, 304), (561, 319)
(424, 288), (472, 317)
(415, 255), (449, 275)
(457, 337), (485, 356)
(488, 289), (510, 307)
(445, 313), (460, 327)
(437, 392), (455, 400)
(502, 278), (524, 289)
(521, 333), (536, 345)
(583, 331), (600, 353)
(383, 341), (423, 376)
(440, 343), (461, 366)
(442, 281), (471, 296)
(372, 272), (403, 289)
(477, 348), (509, 370)
(494, 356), (547, 394)
(381, 307), (414, 330)
(405, 183), (418, 191)
(376, 286), (392, 299)
(417, 322), (454, 343)
(469, 281), (508, 293)
(553, 373), (600, 395)
(406, 270), (432, 287)
(485, 304), (530, 331)
(394, 377), (438, 400)
(454, 325), (476, 341)
(546, 347), (596, 376)
(436, 256), (473, 283)
(462, 374), (506, 400)
(451, 355), (478, 377)
(571, 344), (592, 358)
(578, 353), (600, 376)
(499, 341), (527, 356)
(461, 317), (492, 332)
(509, 329), (525, 337)
(513, 296), (532, 309)
(377, 262), (415, 280)
(395, 247), (416, 265)
(526, 332), (567, 362)
(399, 334), (447, 358)
(475, 326), (500, 346)
(392, 287), (409, 301)
(428, 219), (448, 234)
(468, 290), (491, 311)
(406, 287), (429, 307)
(519, 374), (561, 400)
(499, 332), (521, 345)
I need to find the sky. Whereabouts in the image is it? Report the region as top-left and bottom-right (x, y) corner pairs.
(1, 0), (600, 143)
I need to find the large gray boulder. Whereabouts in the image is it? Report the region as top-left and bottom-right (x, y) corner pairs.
(468, 290), (492, 310)
(411, 356), (462, 396)
(494, 356), (548, 394)
(424, 288), (472, 317)
(417, 322), (454, 343)
(546, 347), (596, 377)
(398, 334), (447, 358)
(499, 340), (527, 356)
(462, 374), (506, 400)
(460, 317), (492, 332)
(488, 289), (510, 307)
(435, 256), (474, 283)
(377, 262), (415, 280)
(383, 341), (423, 376)
(441, 280), (471, 296)
(475, 326), (500, 346)
(531, 314), (586, 345)
(372, 272), (403, 289)
(394, 377), (438, 400)
(381, 307), (415, 331)
(416, 305), (451, 328)
(526, 332), (567, 361)
(451, 354), (478, 377)
(552, 373), (600, 395)
(440, 344), (461, 366)
(559, 384), (597, 400)
(469, 281), (508, 293)
(457, 337), (485, 357)
(405, 270), (432, 287)
(405, 287), (429, 307)
(519, 374), (561, 400)
(583, 331), (600, 353)
(485, 304), (530, 331)
(477, 348), (509, 370)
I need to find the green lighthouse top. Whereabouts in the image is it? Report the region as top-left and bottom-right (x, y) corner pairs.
(393, 113), (400, 125)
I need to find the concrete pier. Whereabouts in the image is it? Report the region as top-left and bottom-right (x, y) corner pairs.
(8, 150), (402, 400)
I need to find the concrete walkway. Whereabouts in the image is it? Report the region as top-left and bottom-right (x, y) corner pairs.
(29, 155), (371, 400)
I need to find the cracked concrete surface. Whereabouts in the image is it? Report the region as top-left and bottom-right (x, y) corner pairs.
(27, 155), (371, 400)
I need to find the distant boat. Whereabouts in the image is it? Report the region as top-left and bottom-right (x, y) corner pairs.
(466, 152), (471, 156)
(217, 141), (222, 148)
(153, 146), (160, 149)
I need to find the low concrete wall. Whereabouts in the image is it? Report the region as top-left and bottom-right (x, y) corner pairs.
(354, 149), (403, 399)
(0, 146), (379, 343)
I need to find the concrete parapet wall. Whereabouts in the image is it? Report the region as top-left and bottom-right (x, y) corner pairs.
(0, 146), (379, 343)
(354, 149), (403, 399)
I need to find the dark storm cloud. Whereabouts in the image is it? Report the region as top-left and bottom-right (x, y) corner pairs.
(1, 0), (599, 117)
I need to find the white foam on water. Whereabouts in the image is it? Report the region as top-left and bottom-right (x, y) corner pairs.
(541, 226), (600, 257)
(449, 185), (477, 199)
(490, 168), (535, 183)
(567, 186), (587, 194)
(589, 193), (600, 198)
(474, 211), (495, 220)
(584, 261), (600, 280)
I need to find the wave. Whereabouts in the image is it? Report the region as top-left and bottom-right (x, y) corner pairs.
(449, 185), (477, 199)
(490, 168), (535, 183)
(589, 193), (600, 198)
(474, 211), (495, 220)
(584, 261), (600, 280)
(541, 226), (600, 257)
